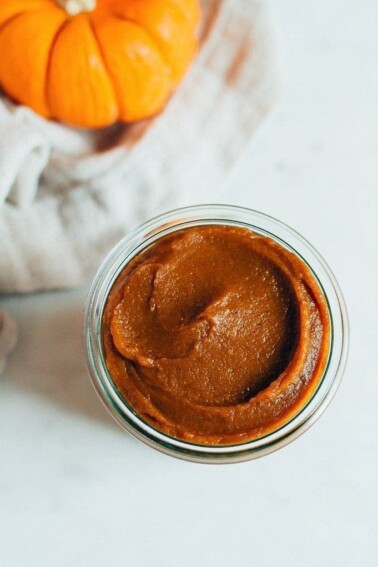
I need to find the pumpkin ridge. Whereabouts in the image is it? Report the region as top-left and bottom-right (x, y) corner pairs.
(44, 17), (70, 120)
(109, 4), (199, 86)
(47, 14), (119, 127)
(0, 13), (25, 95)
(0, 12), (26, 37)
(0, 1), (51, 29)
(87, 16), (119, 113)
(92, 11), (172, 123)
(0, 9), (62, 111)
(107, 12), (173, 80)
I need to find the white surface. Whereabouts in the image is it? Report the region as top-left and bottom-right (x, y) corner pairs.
(1, 1), (377, 565)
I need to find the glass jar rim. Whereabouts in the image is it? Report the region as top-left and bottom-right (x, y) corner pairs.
(84, 204), (349, 464)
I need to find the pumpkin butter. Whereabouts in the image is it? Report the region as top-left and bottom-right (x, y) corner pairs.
(103, 225), (330, 445)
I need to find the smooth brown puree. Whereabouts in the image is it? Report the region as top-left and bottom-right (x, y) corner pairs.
(103, 225), (330, 445)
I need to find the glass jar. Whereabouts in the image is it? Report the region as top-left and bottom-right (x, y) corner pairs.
(84, 205), (349, 463)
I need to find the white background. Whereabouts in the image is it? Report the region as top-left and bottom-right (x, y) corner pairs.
(1, 1), (377, 565)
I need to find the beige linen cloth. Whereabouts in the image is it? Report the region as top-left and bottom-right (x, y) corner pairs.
(0, 0), (277, 370)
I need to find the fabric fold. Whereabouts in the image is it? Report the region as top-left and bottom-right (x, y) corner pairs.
(0, 0), (278, 293)
(0, 308), (17, 375)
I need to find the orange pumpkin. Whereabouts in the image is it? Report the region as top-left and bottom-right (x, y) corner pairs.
(0, 0), (200, 128)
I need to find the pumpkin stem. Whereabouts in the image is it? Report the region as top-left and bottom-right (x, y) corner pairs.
(57, 0), (96, 15)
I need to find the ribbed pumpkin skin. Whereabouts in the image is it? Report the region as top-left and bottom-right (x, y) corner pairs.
(0, 0), (200, 127)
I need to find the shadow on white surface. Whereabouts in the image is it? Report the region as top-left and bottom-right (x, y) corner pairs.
(1, 288), (137, 441)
